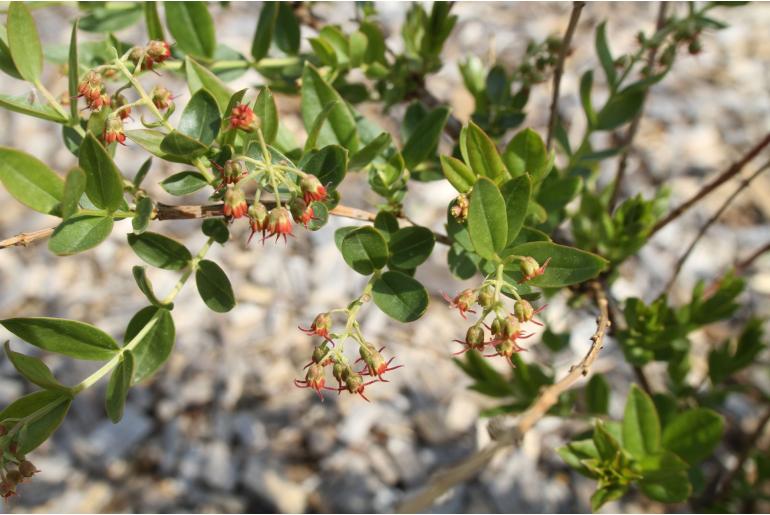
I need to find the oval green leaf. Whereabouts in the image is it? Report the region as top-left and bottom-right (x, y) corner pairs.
(0, 146), (63, 215)
(176, 88), (221, 146)
(165, 2), (216, 59)
(127, 232), (192, 271)
(0, 317), (119, 360)
(388, 226), (435, 270)
(661, 408), (724, 465)
(7, 2), (43, 83)
(4, 342), (65, 390)
(125, 306), (175, 384)
(160, 170), (209, 196)
(301, 65), (359, 152)
(468, 177), (508, 261)
(195, 259), (236, 313)
(465, 121), (508, 182)
(0, 390), (72, 454)
(622, 384), (661, 458)
(440, 155), (475, 194)
(372, 271), (429, 323)
(340, 226), (388, 275)
(105, 350), (134, 423)
(500, 174), (531, 245)
(254, 86), (278, 144)
(78, 133), (125, 211)
(48, 215), (114, 256)
(61, 167), (86, 219)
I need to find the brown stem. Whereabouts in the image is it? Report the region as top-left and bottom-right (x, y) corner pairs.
(664, 159), (770, 292)
(396, 281), (610, 513)
(545, 1), (586, 151)
(735, 241), (770, 275)
(0, 202), (452, 249)
(608, 1), (669, 211)
(417, 88), (463, 141)
(649, 132), (770, 238)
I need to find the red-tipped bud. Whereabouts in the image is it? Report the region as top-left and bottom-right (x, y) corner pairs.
(266, 207), (293, 243)
(223, 160), (244, 183)
(358, 343), (402, 380)
(290, 198), (315, 228)
(103, 116), (126, 145)
(151, 85), (174, 110)
(229, 103), (260, 132)
(113, 94), (131, 120)
(518, 256), (551, 283)
(443, 288), (477, 319)
(146, 40), (171, 62)
(513, 299), (534, 323)
(300, 175), (327, 204)
(299, 312), (332, 339)
(294, 363), (326, 400)
(223, 186), (248, 219)
(247, 201), (268, 242)
(311, 343), (332, 366)
(77, 70), (103, 104)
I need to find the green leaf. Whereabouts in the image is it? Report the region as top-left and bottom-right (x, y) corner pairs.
(126, 129), (190, 164)
(503, 128), (551, 183)
(105, 350), (134, 423)
(596, 88), (645, 131)
(4, 342), (65, 390)
(301, 65), (360, 152)
(0, 93), (68, 122)
(500, 175), (531, 245)
(1, 317), (119, 360)
(623, 384), (661, 458)
(125, 307), (175, 384)
(299, 145), (348, 189)
(60, 168), (86, 219)
(67, 20), (79, 122)
(202, 218), (229, 244)
(78, 133), (125, 211)
(274, 2), (300, 55)
(254, 86), (278, 144)
(373, 211), (400, 242)
(251, 2), (277, 61)
(595, 21), (616, 89)
(579, 70), (597, 128)
(144, 1), (165, 41)
(309, 37), (337, 67)
(372, 271), (429, 322)
(0, 146), (63, 215)
(350, 132), (391, 170)
(127, 232), (192, 271)
(401, 107), (449, 170)
(132, 196), (152, 234)
(662, 408), (724, 465)
(440, 155), (475, 193)
(7, 2), (43, 83)
(0, 390), (72, 454)
(502, 241), (608, 288)
(48, 215), (114, 256)
(465, 122), (508, 182)
(175, 88), (221, 146)
(132, 266), (170, 308)
(0, 25), (22, 79)
(160, 171), (209, 196)
(195, 259), (236, 313)
(340, 226), (388, 275)
(388, 226), (435, 269)
(185, 56), (232, 112)
(159, 130), (208, 157)
(165, 2), (216, 59)
(586, 373), (610, 415)
(334, 226), (356, 251)
(79, 3), (143, 32)
(591, 484), (627, 512)
(304, 100), (339, 153)
(468, 177), (508, 261)
(638, 452), (692, 504)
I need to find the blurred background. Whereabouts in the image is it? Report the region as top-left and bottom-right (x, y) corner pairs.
(1, 2), (769, 512)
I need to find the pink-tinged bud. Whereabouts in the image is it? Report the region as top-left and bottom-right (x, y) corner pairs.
(343, 371), (375, 402)
(113, 94), (131, 120)
(0, 481), (15, 499)
(229, 103), (260, 132)
(358, 343), (402, 380)
(513, 299), (534, 323)
(247, 201), (268, 243)
(103, 116), (126, 145)
(311, 344), (332, 366)
(266, 207), (293, 243)
(140, 40), (172, 70)
(450, 193), (469, 221)
(518, 256), (551, 283)
(299, 312), (333, 340)
(151, 85), (174, 110)
(223, 186), (248, 219)
(18, 460), (38, 478)
(443, 288), (477, 319)
(294, 363), (326, 400)
(77, 70), (102, 100)
(290, 198), (315, 228)
(300, 175), (327, 204)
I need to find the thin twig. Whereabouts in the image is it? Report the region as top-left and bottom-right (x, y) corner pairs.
(546, 1), (586, 151)
(649, 132), (770, 238)
(0, 202), (452, 250)
(608, 1), (669, 211)
(715, 407), (770, 501)
(396, 281), (610, 513)
(664, 159), (770, 292)
(735, 241), (770, 275)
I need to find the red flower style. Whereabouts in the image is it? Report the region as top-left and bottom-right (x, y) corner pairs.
(453, 325), (493, 355)
(113, 94), (132, 120)
(223, 186), (248, 219)
(265, 207), (293, 243)
(247, 202), (268, 244)
(513, 299), (547, 326)
(518, 256), (552, 283)
(356, 343), (403, 380)
(143, 40), (172, 70)
(300, 175), (327, 204)
(294, 363), (327, 401)
(290, 198), (316, 228)
(229, 103), (259, 132)
(488, 316), (533, 352)
(299, 312), (333, 340)
(303, 343), (334, 370)
(336, 371), (379, 402)
(151, 85), (175, 110)
(443, 288), (478, 319)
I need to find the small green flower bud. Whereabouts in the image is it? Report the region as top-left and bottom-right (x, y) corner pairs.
(466, 325), (485, 347)
(477, 285), (495, 309)
(513, 299), (534, 323)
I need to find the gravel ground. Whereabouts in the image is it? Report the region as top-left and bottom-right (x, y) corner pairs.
(1, 2), (769, 513)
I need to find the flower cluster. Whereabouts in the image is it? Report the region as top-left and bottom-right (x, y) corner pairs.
(76, 70), (110, 112)
(445, 256), (549, 366)
(0, 426), (39, 501)
(295, 312), (402, 401)
(129, 40), (172, 71)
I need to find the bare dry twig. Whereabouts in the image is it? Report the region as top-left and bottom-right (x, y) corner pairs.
(546, 1), (586, 151)
(396, 281), (610, 513)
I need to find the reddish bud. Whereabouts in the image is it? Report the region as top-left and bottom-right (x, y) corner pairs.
(443, 289), (477, 319)
(518, 256), (551, 283)
(103, 116), (126, 145)
(223, 186), (248, 219)
(300, 175), (327, 204)
(358, 343), (402, 380)
(294, 363), (326, 400)
(151, 85), (174, 110)
(229, 103), (260, 132)
(247, 202), (268, 243)
(113, 94), (131, 120)
(290, 198), (315, 228)
(265, 207), (293, 243)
